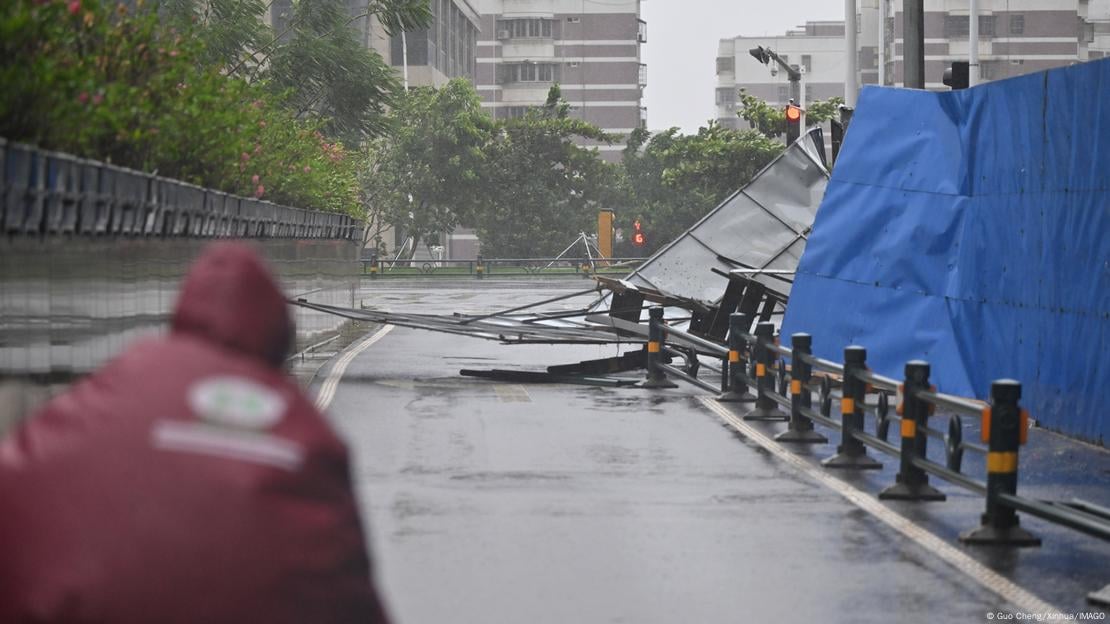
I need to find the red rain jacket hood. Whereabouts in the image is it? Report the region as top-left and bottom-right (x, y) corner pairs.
(0, 242), (389, 624)
(171, 241), (293, 366)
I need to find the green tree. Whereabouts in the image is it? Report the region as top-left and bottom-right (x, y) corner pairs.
(471, 86), (622, 257)
(0, 0), (360, 215)
(620, 122), (783, 252)
(360, 79), (494, 254)
(164, 0), (432, 143)
(737, 90), (844, 140)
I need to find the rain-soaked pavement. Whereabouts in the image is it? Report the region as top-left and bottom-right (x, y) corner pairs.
(313, 279), (1110, 624)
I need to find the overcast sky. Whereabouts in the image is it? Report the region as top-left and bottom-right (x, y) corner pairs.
(641, 1), (846, 134)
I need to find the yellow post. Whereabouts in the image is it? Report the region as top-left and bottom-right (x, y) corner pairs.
(597, 210), (614, 261)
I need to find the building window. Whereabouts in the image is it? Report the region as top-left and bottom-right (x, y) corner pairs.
(944, 15), (969, 39)
(1080, 19), (1095, 43)
(502, 106), (536, 119)
(496, 18), (553, 39)
(979, 15), (995, 37)
(716, 56), (734, 74)
(715, 87), (736, 106)
(777, 85), (789, 102)
(1010, 14), (1024, 35)
(638, 63), (647, 86)
(802, 55), (812, 72)
(638, 19), (647, 43)
(499, 63), (558, 83)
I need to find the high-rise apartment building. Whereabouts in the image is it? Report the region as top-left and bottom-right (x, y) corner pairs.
(884, 0), (1106, 88)
(269, 0), (481, 88)
(473, 0), (646, 160)
(717, 1), (1110, 130)
(715, 19), (873, 129)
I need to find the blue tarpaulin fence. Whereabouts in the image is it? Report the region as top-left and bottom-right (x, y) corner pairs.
(783, 59), (1109, 445)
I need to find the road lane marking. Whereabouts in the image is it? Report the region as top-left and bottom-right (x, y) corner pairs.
(494, 384), (532, 403)
(698, 396), (1066, 617)
(315, 325), (394, 412)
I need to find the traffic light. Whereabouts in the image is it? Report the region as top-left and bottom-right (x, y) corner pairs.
(784, 102), (802, 145)
(943, 61), (969, 90)
(631, 219), (646, 248)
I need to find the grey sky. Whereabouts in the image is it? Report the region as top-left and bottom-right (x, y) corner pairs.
(641, 1), (845, 134)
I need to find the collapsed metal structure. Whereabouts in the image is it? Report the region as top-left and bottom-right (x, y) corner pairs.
(294, 128), (830, 353)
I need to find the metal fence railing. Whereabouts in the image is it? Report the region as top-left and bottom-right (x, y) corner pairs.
(1, 138), (362, 241)
(637, 308), (1110, 547)
(361, 254), (647, 278)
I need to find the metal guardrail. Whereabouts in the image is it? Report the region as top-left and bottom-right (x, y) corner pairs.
(638, 308), (1110, 547)
(361, 254), (647, 277)
(0, 138), (362, 240)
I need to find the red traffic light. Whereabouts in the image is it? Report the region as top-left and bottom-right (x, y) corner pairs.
(784, 104), (802, 123)
(632, 231), (645, 247)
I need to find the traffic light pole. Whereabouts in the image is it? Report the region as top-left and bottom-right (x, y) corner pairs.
(969, 0), (980, 86)
(904, 0), (925, 88)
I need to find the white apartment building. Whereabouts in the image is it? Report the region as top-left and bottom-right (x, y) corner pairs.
(718, 1), (1110, 129)
(884, 0), (1108, 88)
(474, 0), (646, 160)
(715, 17), (879, 129)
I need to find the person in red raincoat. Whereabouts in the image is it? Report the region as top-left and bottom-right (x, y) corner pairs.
(0, 242), (391, 624)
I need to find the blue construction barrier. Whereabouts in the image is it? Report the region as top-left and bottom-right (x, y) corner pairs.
(783, 59), (1110, 445)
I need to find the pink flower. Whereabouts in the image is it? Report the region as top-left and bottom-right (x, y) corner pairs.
(258, 120), (266, 128)
(254, 185), (265, 198)
(251, 174), (260, 185)
(303, 165), (311, 173)
(67, 0), (80, 15)
(77, 91), (90, 105)
(168, 50), (178, 57)
(240, 152), (250, 162)
(253, 144), (261, 155)
(252, 100), (264, 110)
(91, 93), (103, 105)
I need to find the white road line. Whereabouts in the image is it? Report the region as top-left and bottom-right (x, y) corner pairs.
(314, 325), (394, 412)
(697, 396), (1066, 616)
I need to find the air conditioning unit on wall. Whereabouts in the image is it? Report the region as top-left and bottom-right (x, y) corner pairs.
(497, 29), (511, 40)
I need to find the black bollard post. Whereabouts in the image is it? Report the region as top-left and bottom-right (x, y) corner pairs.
(718, 312), (756, 402)
(744, 322), (787, 420)
(775, 333), (828, 443)
(640, 306), (677, 389)
(960, 380), (1040, 546)
(823, 346), (882, 469)
(476, 254), (485, 279)
(879, 360), (945, 500)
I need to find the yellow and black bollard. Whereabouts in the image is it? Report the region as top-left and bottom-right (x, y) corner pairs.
(775, 333), (828, 443)
(744, 322), (787, 420)
(718, 312), (756, 402)
(823, 346), (882, 469)
(879, 360), (945, 500)
(640, 306), (677, 389)
(475, 254), (484, 280)
(368, 253), (379, 279)
(959, 379), (1040, 546)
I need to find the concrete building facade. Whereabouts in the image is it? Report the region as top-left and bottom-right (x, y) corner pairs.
(717, 1), (1110, 130)
(474, 0), (646, 160)
(884, 0), (1107, 88)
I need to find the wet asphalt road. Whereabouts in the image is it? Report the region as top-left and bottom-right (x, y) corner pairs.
(314, 279), (1109, 624)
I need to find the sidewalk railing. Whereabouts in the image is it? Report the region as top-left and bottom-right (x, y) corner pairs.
(639, 307), (1110, 547)
(1, 138), (362, 240)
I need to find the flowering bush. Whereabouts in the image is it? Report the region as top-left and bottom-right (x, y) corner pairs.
(0, 0), (359, 215)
